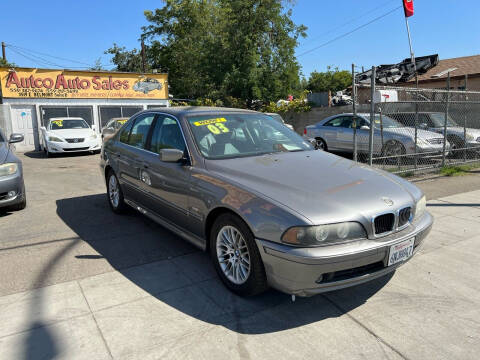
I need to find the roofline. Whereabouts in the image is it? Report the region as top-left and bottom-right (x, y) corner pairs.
(0, 66), (168, 76)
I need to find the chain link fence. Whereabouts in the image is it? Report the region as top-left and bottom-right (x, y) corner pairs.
(351, 83), (480, 174)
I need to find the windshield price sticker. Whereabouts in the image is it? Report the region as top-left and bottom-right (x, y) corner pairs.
(193, 118), (229, 134)
(193, 118), (227, 126)
(117, 119), (128, 124)
(51, 120), (63, 127)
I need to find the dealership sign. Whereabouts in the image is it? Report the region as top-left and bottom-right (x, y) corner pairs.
(0, 68), (168, 99)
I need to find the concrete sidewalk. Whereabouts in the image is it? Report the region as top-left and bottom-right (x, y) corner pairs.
(1, 189), (480, 359)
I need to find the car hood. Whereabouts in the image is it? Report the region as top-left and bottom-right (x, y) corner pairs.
(48, 129), (94, 139)
(205, 151), (422, 225)
(384, 127), (442, 140)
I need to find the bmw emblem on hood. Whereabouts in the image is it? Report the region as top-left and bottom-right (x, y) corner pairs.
(382, 197), (394, 206)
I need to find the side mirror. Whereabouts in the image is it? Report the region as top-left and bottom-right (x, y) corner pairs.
(159, 148), (184, 163)
(103, 128), (115, 136)
(360, 125), (370, 130)
(9, 133), (24, 144)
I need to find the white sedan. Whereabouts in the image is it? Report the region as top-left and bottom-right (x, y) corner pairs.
(40, 118), (101, 157)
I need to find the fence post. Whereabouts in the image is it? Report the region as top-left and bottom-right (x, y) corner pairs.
(368, 66), (376, 166)
(414, 89), (419, 169)
(352, 63), (357, 162)
(442, 73), (450, 167)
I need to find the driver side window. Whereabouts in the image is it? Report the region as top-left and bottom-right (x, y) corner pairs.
(148, 116), (186, 154)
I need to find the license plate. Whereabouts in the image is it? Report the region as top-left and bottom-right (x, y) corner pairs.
(388, 238), (415, 266)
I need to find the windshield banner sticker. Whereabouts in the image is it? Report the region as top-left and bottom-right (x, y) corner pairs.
(193, 118), (227, 126)
(51, 120), (63, 127)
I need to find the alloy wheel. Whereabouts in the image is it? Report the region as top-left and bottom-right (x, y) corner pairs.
(108, 174), (120, 208)
(216, 225), (251, 285)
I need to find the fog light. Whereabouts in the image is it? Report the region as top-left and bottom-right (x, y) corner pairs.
(8, 191), (16, 198)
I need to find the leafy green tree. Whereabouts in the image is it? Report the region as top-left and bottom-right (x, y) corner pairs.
(107, 0), (306, 106)
(105, 44), (146, 73)
(0, 58), (16, 67)
(307, 66), (351, 93)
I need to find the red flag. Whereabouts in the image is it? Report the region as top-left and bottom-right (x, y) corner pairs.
(403, 0), (414, 17)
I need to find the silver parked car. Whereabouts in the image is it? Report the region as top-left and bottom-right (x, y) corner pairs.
(388, 112), (480, 153)
(305, 113), (450, 158)
(0, 129), (26, 211)
(100, 108), (432, 297)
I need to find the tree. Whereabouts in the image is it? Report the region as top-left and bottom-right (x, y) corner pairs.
(105, 44), (145, 73)
(89, 58), (105, 71)
(107, 0), (306, 105)
(0, 58), (16, 67)
(306, 66), (351, 93)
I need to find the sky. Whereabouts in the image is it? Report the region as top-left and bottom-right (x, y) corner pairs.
(1, 0), (479, 78)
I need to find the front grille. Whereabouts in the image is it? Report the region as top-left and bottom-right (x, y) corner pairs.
(374, 213), (395, 235)
(63, 147), (89, 151)
(398, 207), (412, 227)
(65, 138), (85, 143)
(426, 138), (444, 145)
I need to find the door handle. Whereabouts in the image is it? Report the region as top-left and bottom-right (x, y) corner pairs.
(143, 162), (150, 169)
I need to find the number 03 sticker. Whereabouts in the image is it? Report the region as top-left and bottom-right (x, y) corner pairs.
(207, 123), (229, 134)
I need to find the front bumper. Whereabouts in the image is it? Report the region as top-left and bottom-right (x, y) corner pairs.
(412, 144), (450, 157)
(256, 211), (433, 297)
(0, 171), (25, 208)
(47, 139), (101, 153)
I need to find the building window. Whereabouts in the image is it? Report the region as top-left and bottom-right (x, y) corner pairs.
(98, 106), (143, 129)
(40, 106), (93, 127)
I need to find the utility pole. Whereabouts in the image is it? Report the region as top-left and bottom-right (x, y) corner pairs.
(1, 42), (6, 62)
(141, 40), (146, 73)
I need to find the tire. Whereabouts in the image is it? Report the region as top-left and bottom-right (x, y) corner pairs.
(382, 140), (406, 164)
(315, 137), (327, 151)
(106, 170), (128, 214)
(447, 136), (463, 158)
(210, 213), (268, 296)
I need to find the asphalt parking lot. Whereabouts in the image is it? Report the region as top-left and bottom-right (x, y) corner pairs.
(1, 152), (480, 359)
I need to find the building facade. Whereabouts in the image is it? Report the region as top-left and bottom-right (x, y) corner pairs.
(0, 67), (169, 152)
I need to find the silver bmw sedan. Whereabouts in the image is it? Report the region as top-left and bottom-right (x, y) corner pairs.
(100, 107), (433, 297)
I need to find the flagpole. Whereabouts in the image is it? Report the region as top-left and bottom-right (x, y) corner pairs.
(403, 6), (418, 87)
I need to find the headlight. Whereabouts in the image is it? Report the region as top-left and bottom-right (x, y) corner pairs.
(416, 138), (429, 146)
(414, 195), (426, 220)
(0, 163), (18, 177)
(466, 133), (474, 141)
(89, 134), (97, 139)
(48, 136), (64, 142)
(282, 222), (367, 247)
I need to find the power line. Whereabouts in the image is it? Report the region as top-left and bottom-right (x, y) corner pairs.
(5, 43), (114, 69)
(297, 0), (397, 50)
(297, 5), (402, 58)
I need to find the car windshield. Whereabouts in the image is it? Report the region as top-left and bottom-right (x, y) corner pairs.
(187, 113), (312, 159)
(267, 113), (285, 124)
(364, 114), (403, 128)
(49, 119), (89, 130)
(430, 113), (458, 127)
